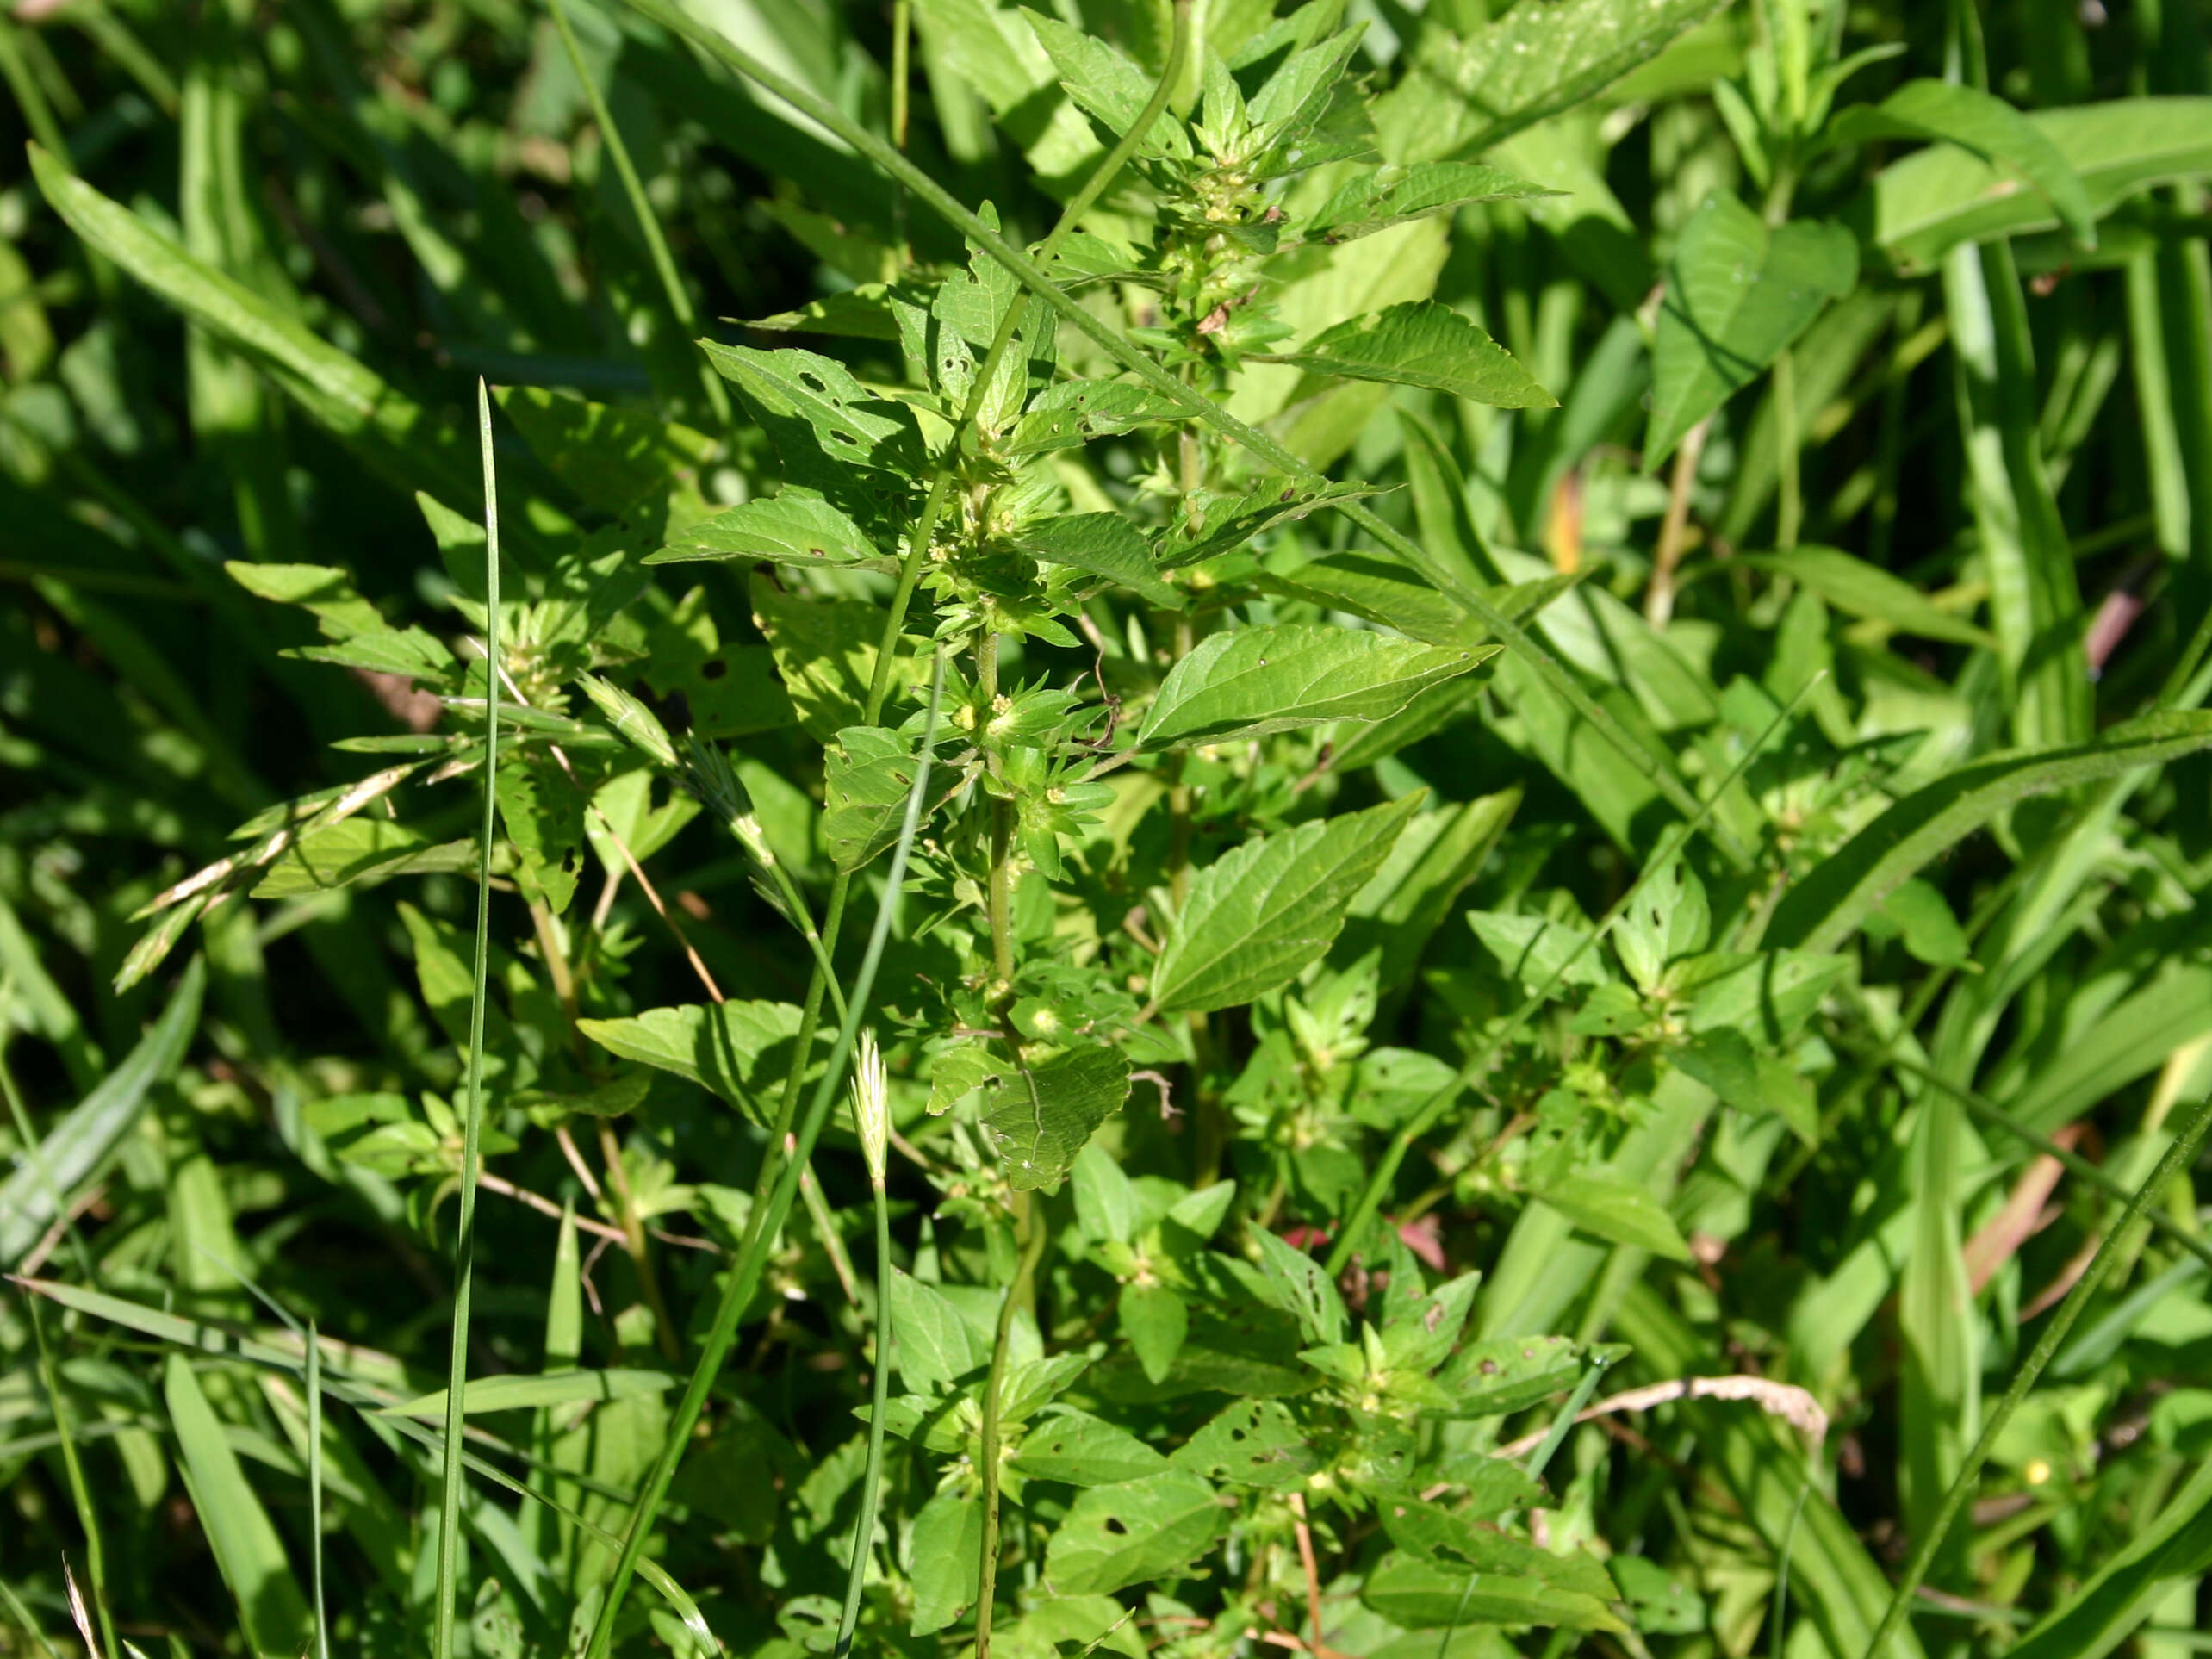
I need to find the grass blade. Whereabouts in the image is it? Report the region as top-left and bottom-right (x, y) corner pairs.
(1864, 1096), (2212, 1656)
(307, 1320), (329, 1659)
(431, 380), (503, 1659)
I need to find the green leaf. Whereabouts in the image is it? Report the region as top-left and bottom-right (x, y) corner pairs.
(1860, 96), (2212, 270)
(249, 820), (482, 898)
(1005, 380), (1191, 456)
(908, 1490), (985, 1635)
(1826, 80), (2097, 252)
(1153, 794), (1422, 1015)
(986, 1044), (1132, 1191)
(1026, 13), (1190, 158)
(1169, 1399), (1319, 1489)
(1467, 911), (1608, 995)
(1308, 161), (1558, 242)
(750, 576), (925, 743)
(1012, 1408), (1170, 1486)
(1380, 1496), (1619, 1600)
(1646, 195), (1859, 466)
(823, 726), (926, 873)
(1072, 1142), (1143, 1243)
(0, 958), (203, 1266)
(382, 1369), (675, 1420)
(1766, 712), (2212, 954)
(647, 488), (896, 573)
(1045, 1469), (1228, 1595)
(165, 1353), (314, 1658)
(576, 1002), (803, 1126)
(1160, 480), (1386, 568)
(1268, 301), (1556, 409)
(1362, 1551), (1627, 1631)
(495, 753), (587, 914)
(1119, 1283), (1189, 1384)
(1734, 546), (1997, 649)
(1535, 1172), (1693, 1263)
(1140, 624), (1485, 749)
(1012, 513), (1184, 609)
(1374, 0), (1729, 162)
(702, 341), (925, 482)
(496, 385), (712, 513)
(889, 1270), (991, 1392)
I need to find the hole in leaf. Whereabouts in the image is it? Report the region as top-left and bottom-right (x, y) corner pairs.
(702, 659), (729, 680)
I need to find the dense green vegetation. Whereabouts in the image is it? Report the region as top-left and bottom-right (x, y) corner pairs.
(6, 0), (2212, 1655)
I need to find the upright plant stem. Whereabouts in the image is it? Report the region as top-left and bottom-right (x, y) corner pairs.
(974, 1193), (1047, 1659)
(583, 15), (1192, 1648)
(1863, 1097), (2212, 1657)
(432, 381), (502, 1659)
(308, 1318), (329, 1659)
(547, 0), (733, 432)
(25, 1298), (116, 1659)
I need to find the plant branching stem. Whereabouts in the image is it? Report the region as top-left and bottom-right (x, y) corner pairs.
(583, 11), (1191, 1645)
(618, 0), (1749, 873)
(975, 1191), (1046, 1659)
(1325, 676), (1817, 1276)
(1862, 1096), (2212, 1657)
(432, 381), (502, 1659)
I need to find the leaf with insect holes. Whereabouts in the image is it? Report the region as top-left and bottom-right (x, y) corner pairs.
(823, 726), (929, 873)
(1046, 1469), (1229, 1595)
(1161, 480), (1388, 568)
(495, 753), (588, 914)
(1374, 0), (1727, 162)
(1012, 1407), (1170, 1486)
(1269, 301), (1556, 408)
(1646, 195), (1859, 466)
(1140, 625), (1484, 749)
(1171, 1399), (1319, 1489)
(1152, 795), (1422, 1015)
(986, 1044), (1132, 1191)
(576, 1002), (803, 1127)
(1005, 380), (1190, 456)
(704, 341), (924, 477)
(1012, 513), (1184, 609)
(1308, 160), (1559, 241)
(646, 488), (896, 573)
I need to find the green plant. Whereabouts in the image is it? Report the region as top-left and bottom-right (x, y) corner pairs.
(8, 0), (2212, 1656)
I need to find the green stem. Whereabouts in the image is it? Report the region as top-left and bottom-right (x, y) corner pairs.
(1862, 1096), (2212, 1657)
(1774, 348), (1803, 550)
(586, 654), (948, 1659)
(615, 0), (1748, 873)
(308, 1318), (330, 1659)
(25, 1296), (117, 1659)
(974, 1193), (1047, 1659)
(432, 382), (503, 1659)
(834, 1172), (896, 1656)
(1323, 675), (1814, 1277)
(547, 0), (733, 432)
